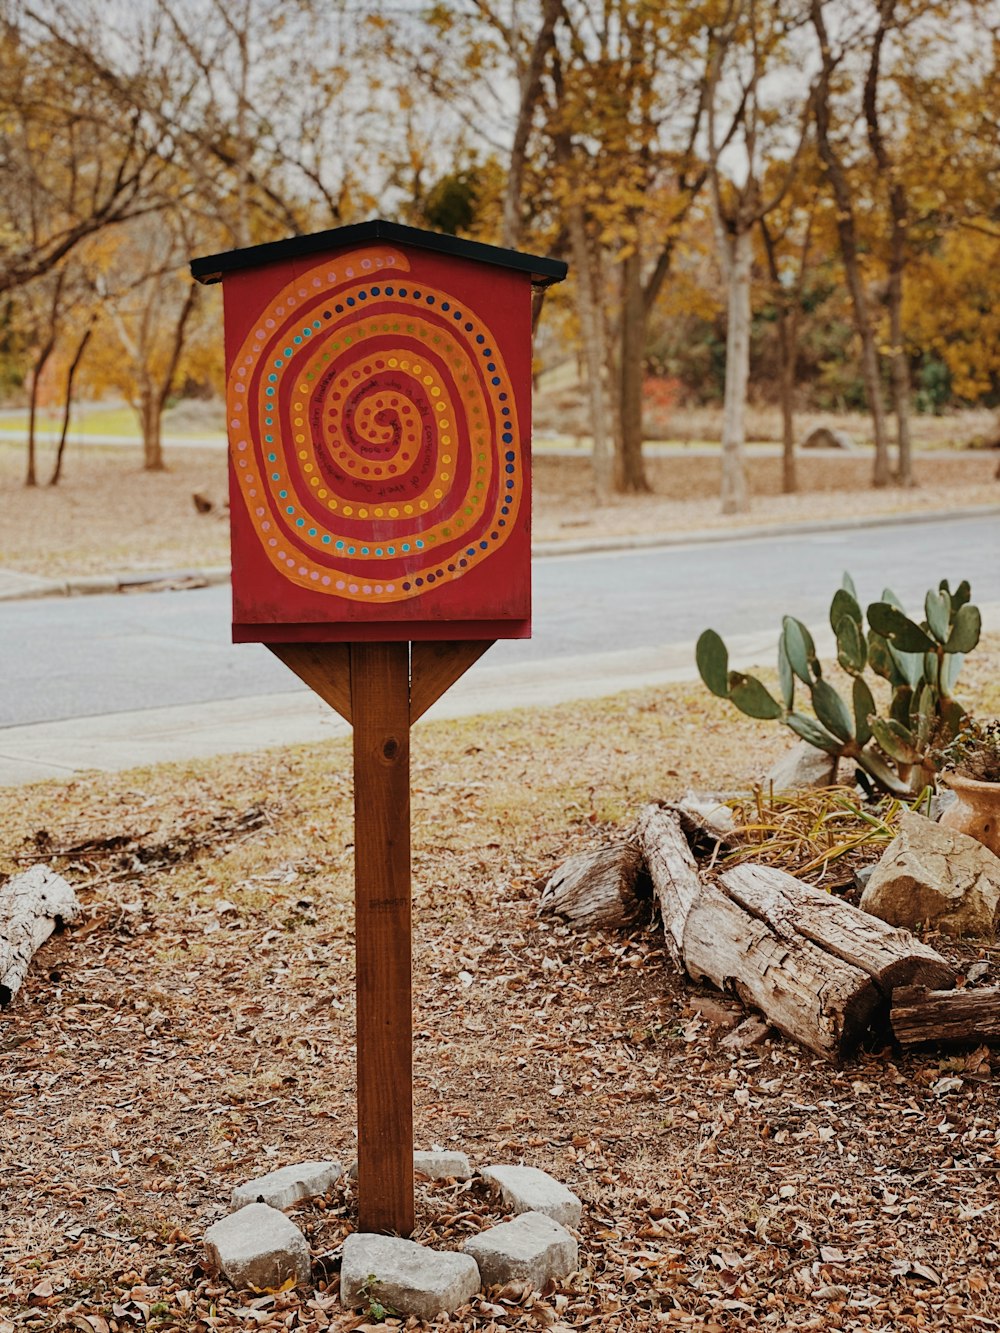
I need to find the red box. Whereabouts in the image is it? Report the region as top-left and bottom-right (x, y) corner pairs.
(191, 221), (566, 643)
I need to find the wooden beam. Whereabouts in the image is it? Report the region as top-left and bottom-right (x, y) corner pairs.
(267, 642), (352, 724)
(410, 640), (494, 724)
(350, 641), (414, 1235)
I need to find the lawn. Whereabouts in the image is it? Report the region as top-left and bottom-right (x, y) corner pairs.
(0, 438), (997, 580)
(3, 648), (1000, 1331)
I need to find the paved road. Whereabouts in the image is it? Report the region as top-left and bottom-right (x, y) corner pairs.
(3, 512), (998, 731)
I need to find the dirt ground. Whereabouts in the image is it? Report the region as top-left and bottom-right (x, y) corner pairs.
(0, 438), (997, 579)
(3, 645), (1000, 1331)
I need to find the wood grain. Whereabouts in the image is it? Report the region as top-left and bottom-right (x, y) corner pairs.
(1, 865), (80, 1007)
(720, 863), (955, 993)
(539, 842), (648, 929)
(268, 642), (352, 723)
(350, 641), (414, 1235)
(636, 806), (882, 1057)
(891, 985), (1000, 1046)
(410, 640), (494, 724)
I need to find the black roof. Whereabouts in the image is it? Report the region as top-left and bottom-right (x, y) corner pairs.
(190, 219), (567, 288)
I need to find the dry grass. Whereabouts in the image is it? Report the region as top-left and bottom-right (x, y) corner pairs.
(1, 435), (998, 580)
(533, 384), (998, 452)
(3, 644), (1000, 1329)
(719, 786), (913, 887)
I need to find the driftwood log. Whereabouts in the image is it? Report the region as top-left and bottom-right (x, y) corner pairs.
(891, 985), (1000, 1047)
(633, 804), (955, 1059)
(0, 865), (80, 1005)
(719, 864), (955, 992)
(539, 842), (649, 929)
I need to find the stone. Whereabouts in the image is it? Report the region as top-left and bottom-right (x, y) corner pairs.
(347, 1149), (472, 1181)
(800, 426), (855, 450)
(480, 1166), (582, 1227)
(340, 1233), (480, 1320)
(764, 742), (837, 792)
(463, 1211), (578, 1289)
(861, 811), (1000, 937)
(203, 1203), (311, 1291)
(677, 792), (736, 838)
(414, 1150), (472, 1180)
(231, 1160), (342, 1211)
(853, 864), (876, 893)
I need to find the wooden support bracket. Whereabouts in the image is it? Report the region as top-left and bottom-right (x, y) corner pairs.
(409, 640), (494, 724)
(267, 642), (352, 724)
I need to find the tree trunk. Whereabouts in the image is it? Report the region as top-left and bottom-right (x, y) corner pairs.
(779, 315), (797, 493)
(501, 0), (561, 250)
(891, 985), (1000, 1047)
(1, 865), (80, 1006)
(720, 227), (752, 514)
(633, 805), (954, 1059)
(25, 336), (55, 487)
(49, 323), (93, 487)
(616, 240), (649, 494)
(571, 217), (613, 500)
(142, 280), (197, 473)
(539, 842), (649, 930)
(760, 218), (802, 495)
(862, 0), (914, 488)
(886, 254), (913, 486)
(719, 864), (955, 992)
(140, 382), (165, 471)
(811, 0), (891, 487)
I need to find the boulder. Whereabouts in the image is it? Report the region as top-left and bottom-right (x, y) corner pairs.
(203, 1203), (311, 1291)
(764, 742), (838, 792)
(340, 1233), (480, 1319)
(464, 1211), (578, 1289)
(800, 427), (855, 450)
(860, 811), (1000, 936)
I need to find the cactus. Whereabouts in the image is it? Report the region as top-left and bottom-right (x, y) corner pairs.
(696, 574), (981, 797)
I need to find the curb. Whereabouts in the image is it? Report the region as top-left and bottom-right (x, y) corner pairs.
(531, 503), (1000, 558)
(1, 504), (997, 603)
(0, 566), (231, 603)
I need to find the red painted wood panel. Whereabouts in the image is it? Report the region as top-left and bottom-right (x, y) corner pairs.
(220, 240), (533, 642)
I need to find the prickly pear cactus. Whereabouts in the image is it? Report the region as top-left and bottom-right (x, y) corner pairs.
(696, 574), (980, 797)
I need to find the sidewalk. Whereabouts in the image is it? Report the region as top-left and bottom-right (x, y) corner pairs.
(0, 630), (779, 785)
(2, 501), (998, 603)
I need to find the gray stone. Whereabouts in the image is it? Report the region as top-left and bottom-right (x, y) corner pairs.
(480, 1165), (582, 1227)
(340, 1233), (480, 1320)
(861, 811), (1000, 937)
(765, 742), (837, 792)
(800, 426), (855, 450)
(853, 864), (876, 893)
(231, 1159), (342, 1211)
(463, 1211), (578, 1289)
(203, 1203), (311, 1291)
(347, 1149), (472, 1182)
(414, 1150), (472, 1181)
(678, 792), (736, 838)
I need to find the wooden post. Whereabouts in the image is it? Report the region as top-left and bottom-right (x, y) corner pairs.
(350, 641), (414, 1235)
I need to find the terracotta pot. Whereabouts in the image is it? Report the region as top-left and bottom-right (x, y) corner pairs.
(939, 772), (1000, 857)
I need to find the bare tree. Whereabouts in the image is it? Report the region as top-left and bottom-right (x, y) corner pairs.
(706, 0), (813, 514)
(0, 5), (172, 295)
(810, 0), (892, 486)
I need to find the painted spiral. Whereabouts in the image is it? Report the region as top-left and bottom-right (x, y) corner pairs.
(226, 246), (521, 604)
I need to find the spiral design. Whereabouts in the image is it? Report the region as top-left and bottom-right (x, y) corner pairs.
(226, 247), (522, 603)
